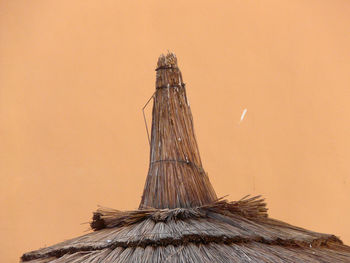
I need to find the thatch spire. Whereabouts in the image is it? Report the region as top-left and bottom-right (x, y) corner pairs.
(21, 53), (350, 263)
(139, 53), (217, 209)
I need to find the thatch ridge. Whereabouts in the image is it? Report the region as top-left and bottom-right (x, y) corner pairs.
(92, 195), (267, 230)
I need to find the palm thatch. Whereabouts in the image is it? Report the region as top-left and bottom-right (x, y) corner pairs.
(21, 53), (350, 262)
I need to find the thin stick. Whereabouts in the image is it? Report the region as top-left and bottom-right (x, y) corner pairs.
(142, 92), (155, 146)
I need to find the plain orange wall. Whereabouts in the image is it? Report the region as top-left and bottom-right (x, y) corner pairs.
(1, 1), (350, 262)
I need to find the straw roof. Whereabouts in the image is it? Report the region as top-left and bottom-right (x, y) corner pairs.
(21, 53), (350, 262)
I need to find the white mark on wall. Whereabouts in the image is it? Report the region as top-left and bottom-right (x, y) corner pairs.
(240, 108), (247, 122)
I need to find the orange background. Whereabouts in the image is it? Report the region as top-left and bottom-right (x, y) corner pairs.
(1, 1), (350, 262)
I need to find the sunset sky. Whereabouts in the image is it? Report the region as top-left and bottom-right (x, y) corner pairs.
(1, 1), (350, 262)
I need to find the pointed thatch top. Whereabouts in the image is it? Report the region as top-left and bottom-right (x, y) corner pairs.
(21, 54), (350, 263)
(139, 53), (217, 209)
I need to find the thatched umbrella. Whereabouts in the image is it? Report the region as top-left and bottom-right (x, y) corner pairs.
(22, 53), (350, 262)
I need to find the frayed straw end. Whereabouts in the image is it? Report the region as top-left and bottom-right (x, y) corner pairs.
(91, 195), (268, 231)
(157, 52), (178, 70)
